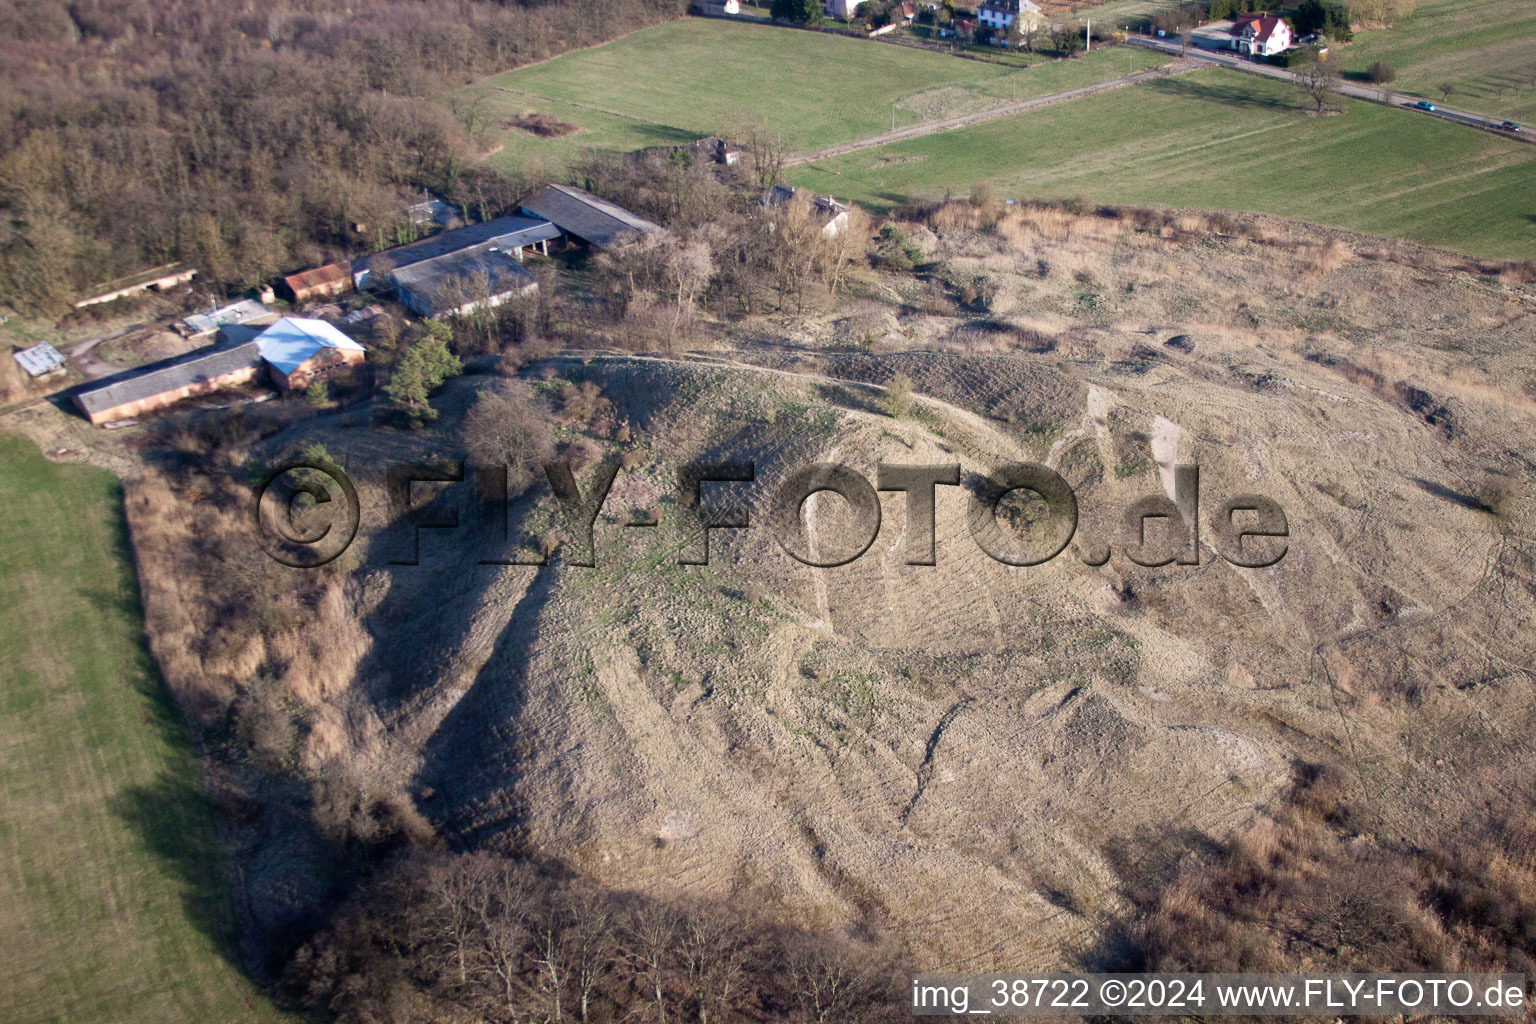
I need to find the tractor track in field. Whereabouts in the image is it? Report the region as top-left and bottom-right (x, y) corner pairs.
(785, 58), (1201, 166)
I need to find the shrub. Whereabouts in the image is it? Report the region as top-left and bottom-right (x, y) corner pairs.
(462, 382), (555, 497)
(880, 372), (914, 418)
(1367, 60), (1396, 84)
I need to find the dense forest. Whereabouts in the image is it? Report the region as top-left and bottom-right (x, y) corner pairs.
(0, 0), (686, 314)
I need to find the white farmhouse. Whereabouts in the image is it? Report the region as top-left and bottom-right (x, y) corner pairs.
(976, 0), (1041, 31)
(825, 0), (866, 18)
(1230, 13), (1293, 56)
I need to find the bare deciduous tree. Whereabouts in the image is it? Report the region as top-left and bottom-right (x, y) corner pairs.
(623, 900), (682, 1023)
(1298, 57), (1343, 114)
(462, 382), (556, 496)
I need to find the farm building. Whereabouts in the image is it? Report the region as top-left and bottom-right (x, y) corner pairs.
(13, 342), (66, 379)
(520, 185), (662, 250)
(283, 262), (353, 303)
(825, 0), (867, 18)
(255, 317), (367, 391)
(181, 299), (278, 342)
(391, 248), (539, 319)
(682, 136), (743, 166)
(352, 215), (561, 291)
(75, 263), (197, 309)
(73, 317), (365, 424)
(763, 185), (851, 237)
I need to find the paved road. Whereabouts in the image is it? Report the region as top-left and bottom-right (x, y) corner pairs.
(786, 59), (1201, 165)
(1127, 35), (1536, 144)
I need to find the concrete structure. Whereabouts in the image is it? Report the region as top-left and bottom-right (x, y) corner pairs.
(520, 185), (662, 250)
(181, 299), (278, 341)
(976, 0), (1040, 31)
(75, 263), (197, 309)
(283, 262), (353, 303)
(1231, 12), (1292, 55)
(74, 317), (365, 424)
(13, 342), (66, 379)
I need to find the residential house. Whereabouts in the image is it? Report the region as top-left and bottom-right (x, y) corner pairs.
(825, 0), (866, 19)
(976, 0), (1040, 30)
(520, 184), (663, 250)
(682, 136), (743, 166)
(283, 262), (353, 304)
(901, 2), (916, 22)
(73, 317), (365, 424)
(763, 185), (851, 238)
(1230, 12), (1292, 55)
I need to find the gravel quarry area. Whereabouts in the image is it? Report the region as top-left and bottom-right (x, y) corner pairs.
(35, 204), (1523, 977)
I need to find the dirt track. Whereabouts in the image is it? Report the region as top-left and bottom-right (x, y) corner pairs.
(785, 58), (1201, 165)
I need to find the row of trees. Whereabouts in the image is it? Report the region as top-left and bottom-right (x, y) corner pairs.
(286, 849), (904, 1023)
(0, 0), (686, 314)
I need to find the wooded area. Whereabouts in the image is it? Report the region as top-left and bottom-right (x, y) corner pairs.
(0, 0), (685, 314)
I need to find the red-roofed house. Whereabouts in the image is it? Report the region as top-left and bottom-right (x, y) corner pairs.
(1230, 13), (1292, 56)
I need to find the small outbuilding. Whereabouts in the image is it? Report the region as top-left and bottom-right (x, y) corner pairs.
(283, 262), (354, 303)
(75, 263), (198, 309)
(13, 342), (66, 379)
(181, 299), (279, 342)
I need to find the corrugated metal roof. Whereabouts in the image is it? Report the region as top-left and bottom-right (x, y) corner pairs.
(520, 185), (661, 249)
(183, 299), (274, 337)
(14, 342), (65, 377)
(255, 317), (365, 374)
(392, 249), (537, 316)
(74, 342), (264, 417)
(283, 262), (352, 295)
(356, 216), (561, 279)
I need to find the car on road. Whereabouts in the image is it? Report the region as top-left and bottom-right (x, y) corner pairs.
(1501, 121), (1522, 132)
(1412, 100), (1436, 111)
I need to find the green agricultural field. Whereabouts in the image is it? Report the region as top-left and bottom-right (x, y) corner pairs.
(1065, 0), (1536, 122)
(787, 68), (1536, 259)
(471, 18), (1168, 172)
(1338, 0), (1536, 123)
(0, 437), (289, 1024)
